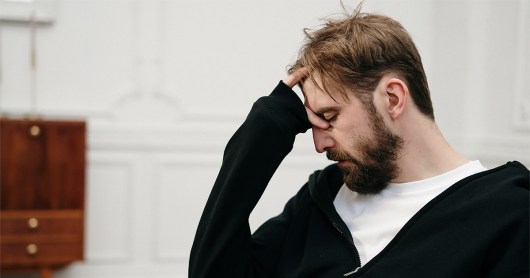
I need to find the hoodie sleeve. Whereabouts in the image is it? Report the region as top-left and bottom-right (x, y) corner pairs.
(189, 81), (312, 278)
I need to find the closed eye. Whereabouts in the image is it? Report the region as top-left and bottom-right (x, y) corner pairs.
(325, 115), (337, 123)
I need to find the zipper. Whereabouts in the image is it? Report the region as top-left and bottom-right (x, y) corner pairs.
(330, 220), (362, 276)
(343, 267), (361, 276)
(308, 172), (362, 276)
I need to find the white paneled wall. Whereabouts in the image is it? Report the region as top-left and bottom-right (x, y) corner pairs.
(514, 0), (530, 130)
(86, 154), (134, 262)
(1, 1), (528, 277)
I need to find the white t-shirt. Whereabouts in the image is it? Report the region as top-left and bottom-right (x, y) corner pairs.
(333, 160), (487, 266)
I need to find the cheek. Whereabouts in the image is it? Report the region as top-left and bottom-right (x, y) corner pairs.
(334, 121), (375, 154)
(336, 118), (370, 140)
(333, 105), (373, 146)
(331, 125), (359, 152)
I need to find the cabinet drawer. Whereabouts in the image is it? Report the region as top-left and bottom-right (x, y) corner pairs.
(0, 119), (85, 210)
(0, 210), (83, 235)
(0, 242), (83, 267)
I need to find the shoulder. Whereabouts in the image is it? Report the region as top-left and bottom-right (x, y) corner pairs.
(443, 161), (529, 221)
(470, 161), (529, 196)
(418, 161), (529, 226)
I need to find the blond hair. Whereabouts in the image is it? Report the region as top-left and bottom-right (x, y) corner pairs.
(288, 3), (434, 120)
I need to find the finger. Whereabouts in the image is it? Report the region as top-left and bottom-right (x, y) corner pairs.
(283, 67), (309, 88)
(305, 106), (329, 129)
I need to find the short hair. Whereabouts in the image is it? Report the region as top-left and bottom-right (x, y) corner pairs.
(288, 3), (435, 120)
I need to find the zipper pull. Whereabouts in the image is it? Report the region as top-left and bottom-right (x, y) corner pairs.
(344, 267), (361, 276)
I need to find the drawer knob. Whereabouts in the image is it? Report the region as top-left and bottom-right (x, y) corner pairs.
(29, 125), (41, 137)
(26, 243), (38, 255)
(28, 218), (39, 229)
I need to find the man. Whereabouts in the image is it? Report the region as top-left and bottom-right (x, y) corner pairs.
(189, 5), (529, 278)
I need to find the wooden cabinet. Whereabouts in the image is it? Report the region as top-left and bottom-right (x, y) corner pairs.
(0, 119), (85, 278)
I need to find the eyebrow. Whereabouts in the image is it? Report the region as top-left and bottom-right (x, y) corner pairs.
(314, 106), (340, 118)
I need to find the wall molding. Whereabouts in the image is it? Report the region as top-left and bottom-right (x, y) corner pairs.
(85, 153), (136, 263)
(513, 0), (530, 130)
(55, 262), (187, 278)
(151, 157), (219, 263)
(87, 123), (529, 165)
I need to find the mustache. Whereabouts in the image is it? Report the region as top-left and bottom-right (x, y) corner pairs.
(326, 149), (353, 162)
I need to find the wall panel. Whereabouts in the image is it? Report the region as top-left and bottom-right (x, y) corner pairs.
(513, 0), (530, 130)
(85, 153), (134, 262)
(153, 155), (220, 262)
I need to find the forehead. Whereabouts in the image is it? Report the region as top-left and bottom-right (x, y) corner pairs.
(302, 75), (350, 113)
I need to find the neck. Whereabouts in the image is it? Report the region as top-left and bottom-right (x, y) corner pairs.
(392, 115), (469, 183)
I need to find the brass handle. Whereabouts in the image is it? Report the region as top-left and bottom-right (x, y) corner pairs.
(26, 243), (38, 255)
(29, 125), (41, 137)
(28, 218), (39, 229)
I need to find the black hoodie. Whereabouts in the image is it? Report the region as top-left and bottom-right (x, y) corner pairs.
(189, 81), (529, 278)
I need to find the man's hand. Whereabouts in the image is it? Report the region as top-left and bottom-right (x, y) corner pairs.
(283, 68), (329, 130)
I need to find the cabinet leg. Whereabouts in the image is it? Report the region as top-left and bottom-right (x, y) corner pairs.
(39, 268), (53, 278)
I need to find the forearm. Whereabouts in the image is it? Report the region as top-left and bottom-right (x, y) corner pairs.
(189, 81), (310, 278)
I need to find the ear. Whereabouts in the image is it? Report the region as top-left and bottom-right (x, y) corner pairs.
(384, 78), (408, 120)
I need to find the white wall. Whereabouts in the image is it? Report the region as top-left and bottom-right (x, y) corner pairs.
(1, 0), (528, 277)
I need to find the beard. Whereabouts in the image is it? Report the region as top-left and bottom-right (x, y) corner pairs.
(326, 104), (403, 195)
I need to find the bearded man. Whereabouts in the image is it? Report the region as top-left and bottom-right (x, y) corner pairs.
(189, 5), (529, 278)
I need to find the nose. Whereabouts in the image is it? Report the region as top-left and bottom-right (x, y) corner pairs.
(312, 126), (335, 153)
